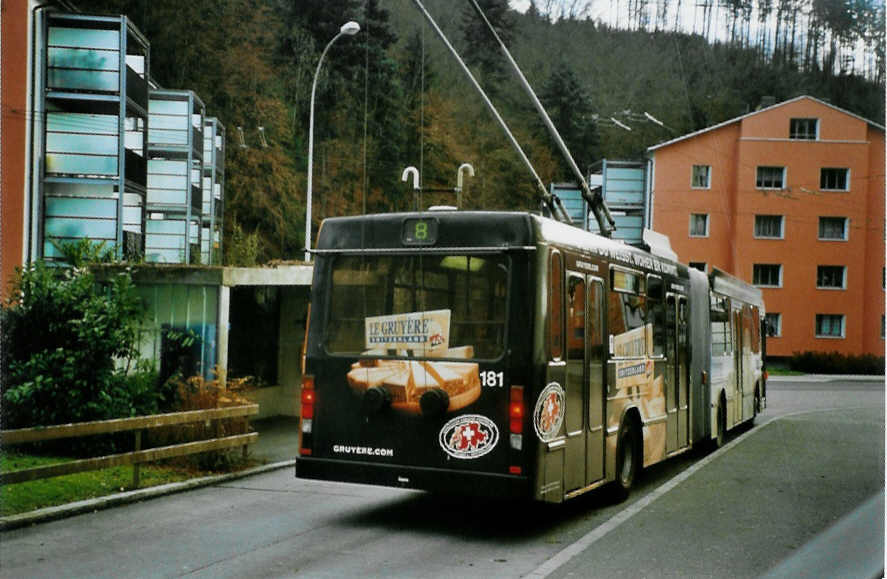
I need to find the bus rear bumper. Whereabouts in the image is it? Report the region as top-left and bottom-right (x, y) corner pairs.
(296, 456), (530, 499)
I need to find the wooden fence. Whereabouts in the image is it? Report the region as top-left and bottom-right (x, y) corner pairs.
(0, 405), (259, 488)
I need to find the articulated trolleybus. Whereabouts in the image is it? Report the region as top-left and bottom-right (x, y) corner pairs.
(296, 210), (766, 503)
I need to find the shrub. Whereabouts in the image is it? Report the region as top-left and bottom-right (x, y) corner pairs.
(1, 260), (160, 429)
(225, 222), (262, 266)
(148, 371), (255, 471)
(789, 351), (886, 375)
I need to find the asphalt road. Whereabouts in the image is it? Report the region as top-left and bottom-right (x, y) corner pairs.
(1, 377), (882, 578)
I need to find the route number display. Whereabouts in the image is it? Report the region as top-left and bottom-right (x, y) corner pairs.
(402, 218), (438, 246)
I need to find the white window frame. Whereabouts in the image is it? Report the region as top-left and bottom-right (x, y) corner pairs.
(815, 314), (845, 339)
(818, 217), (849, 241)
(753, 264), (783, 288)
(691, 165), (711, 189)
(689, 213), (709, 238)
(754, 215), (785, 239)
(756, 166), (786, 190)
(816, 265), (847, 290)
(820, 168), (850, 192)
(789, 118), (819, 140)
(765, 313), (782, 337)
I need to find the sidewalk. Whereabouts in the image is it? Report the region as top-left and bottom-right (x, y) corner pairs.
(250, 415), (301, 463)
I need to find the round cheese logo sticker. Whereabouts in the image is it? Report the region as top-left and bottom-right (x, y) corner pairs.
(533, 383), (565, 442)
(439, 414), (498, 459)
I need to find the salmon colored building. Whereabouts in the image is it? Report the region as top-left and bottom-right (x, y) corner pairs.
(648, 95), (885, 359)
(1, 0), (32, 302)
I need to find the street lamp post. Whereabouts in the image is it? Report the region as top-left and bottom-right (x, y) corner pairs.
(305, 20), (360, 262)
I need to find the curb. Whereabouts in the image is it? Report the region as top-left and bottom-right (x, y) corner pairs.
(768, 374), (884, 383)
(0, 459), (295, 532)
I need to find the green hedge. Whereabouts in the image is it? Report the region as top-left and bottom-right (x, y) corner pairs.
(1, 259), (163, 430)
(789, 351), (885, 375)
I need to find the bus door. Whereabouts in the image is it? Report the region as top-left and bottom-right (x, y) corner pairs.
(666, 294), (690, 452)
(585, 277), (606, 484)
(542, 250), (566, 501)
(677, 297), (689, 448)
(665, 295), (677, 452)
(733, 307), (743, 425)
(564, 273), (587, 493)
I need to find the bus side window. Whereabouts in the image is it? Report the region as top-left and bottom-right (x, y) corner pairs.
(750, 306), (761, 353)
(710, 295), (729, 355)
(647, 275), (664, 357)
(549, 252), (564, 360)
(567, 275), (585, 360)
(610, 268), (646, 357)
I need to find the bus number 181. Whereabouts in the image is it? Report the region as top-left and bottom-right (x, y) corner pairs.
(480, 370), (504, 387)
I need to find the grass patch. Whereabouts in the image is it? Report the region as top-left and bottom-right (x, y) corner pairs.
(0, 451), (252, 517)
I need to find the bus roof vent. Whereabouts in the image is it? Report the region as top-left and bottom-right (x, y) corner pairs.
(428, 205), (458, 212)
(641, 229), (678, 261)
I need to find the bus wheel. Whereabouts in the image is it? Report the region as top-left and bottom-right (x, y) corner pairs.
(613, 420), (640, 502)
(715, 396), (727, 448)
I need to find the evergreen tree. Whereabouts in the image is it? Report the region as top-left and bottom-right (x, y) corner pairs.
(358, 0), (404, 213)
(460, 0), (515, 89)
(539, 62), (601, 175)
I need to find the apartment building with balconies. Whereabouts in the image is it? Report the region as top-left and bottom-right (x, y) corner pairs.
(201, 118), (225, 265)
(1, 1), (227, 293)
(146, 89), (205, 263)
(37, 11), (150, 262)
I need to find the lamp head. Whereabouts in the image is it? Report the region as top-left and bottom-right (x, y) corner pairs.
(340, 21), (360, 36)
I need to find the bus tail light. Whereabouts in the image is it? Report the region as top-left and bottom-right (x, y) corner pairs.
(509, 386), (524, 453)
(300, 375), (315, 455)
(301, 375), (315, 420)
(509, 386), (524, 433)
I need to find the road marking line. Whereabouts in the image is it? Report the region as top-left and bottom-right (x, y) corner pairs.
(525, 406), (878, 578)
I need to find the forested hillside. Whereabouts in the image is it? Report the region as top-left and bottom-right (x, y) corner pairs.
(77, 0), (886, 263)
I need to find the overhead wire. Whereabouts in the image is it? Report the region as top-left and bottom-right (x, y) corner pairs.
(363, 0), (369, 217)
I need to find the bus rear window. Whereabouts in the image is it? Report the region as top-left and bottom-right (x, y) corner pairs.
(325, 254), (508, 359)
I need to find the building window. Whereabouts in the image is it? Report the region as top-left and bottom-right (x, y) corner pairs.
(689, 214), (709, 237)
(753, 264), (782, 287)
(756, 166), (785, 189)
(789, 118), (819, 140)
(691, 165), (711, 189)
(815, 314), (845, 338)
(818, 217), (848, 240)
(688, 262), (707, 273)
(754, 215), (784, 239)
(816, 265), (846, 289)
(765, 313), (782, 337)
(820, 168), (849, 191)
